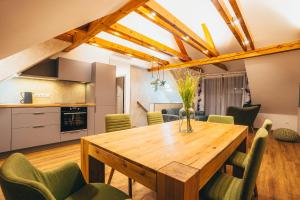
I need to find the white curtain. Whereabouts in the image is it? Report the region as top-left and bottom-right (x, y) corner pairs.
(204, 74), (246, 115)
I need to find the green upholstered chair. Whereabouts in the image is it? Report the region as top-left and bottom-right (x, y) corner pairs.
(225, 119), (272, 197)
(262, 119), (272, 132)
(227, 119), (272, 169)
(147, 112), (163, 125)
(105, 114), (132, 197)
(201, 128), (268, 200)
(105, 114), (132, 133)
(207, 115), (234, 124)
(0, 153), (130, 200)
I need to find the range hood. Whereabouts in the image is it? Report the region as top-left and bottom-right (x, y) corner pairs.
(20, 57), (92, 82)
(21, 58), (58, 80)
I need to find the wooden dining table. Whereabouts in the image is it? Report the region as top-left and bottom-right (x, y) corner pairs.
(81, 120), (248, 200)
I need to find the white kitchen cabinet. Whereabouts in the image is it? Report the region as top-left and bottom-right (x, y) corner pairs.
(86, 63), (116, 133)
(12, 125), (60, 150)
(11, 107), (60, 150)
(88, 107), (95, 135)
(60, 129), (87, 142)
(58, 57), (91, 82)
(0, 108), (12, 153)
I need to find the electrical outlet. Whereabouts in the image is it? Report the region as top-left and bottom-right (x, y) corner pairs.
(34, 93), (50, 98)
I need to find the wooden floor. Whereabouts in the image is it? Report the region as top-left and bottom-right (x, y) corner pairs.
(0, 132), (299, 200)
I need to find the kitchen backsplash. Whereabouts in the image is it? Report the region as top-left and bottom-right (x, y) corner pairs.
(0, 77), (86, 104)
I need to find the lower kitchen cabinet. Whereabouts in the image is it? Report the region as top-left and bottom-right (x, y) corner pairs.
(0, 108), (12, 153)
(88, 107), (95, 135)
(12, 125), (60, 150)
(60, 129), (88, 142)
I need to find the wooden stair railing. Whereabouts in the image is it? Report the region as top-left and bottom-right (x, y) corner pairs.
(137, 101), (149, 112)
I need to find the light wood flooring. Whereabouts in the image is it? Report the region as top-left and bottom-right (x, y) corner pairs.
(0, 132), (299, 200)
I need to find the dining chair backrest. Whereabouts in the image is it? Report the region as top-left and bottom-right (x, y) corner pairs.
(241, 128), (268, 200)
(207, 115), (234, 124)
(262, 119), (272, 132)
(105, 114), (132, 132)
(147, 112), (164, 125)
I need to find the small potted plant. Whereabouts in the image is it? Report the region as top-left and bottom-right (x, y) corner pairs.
(177, 71), (200, 132)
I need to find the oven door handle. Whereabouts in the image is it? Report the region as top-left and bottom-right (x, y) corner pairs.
(63, 112), (87, 115)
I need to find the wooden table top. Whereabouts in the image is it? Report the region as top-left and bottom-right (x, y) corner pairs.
(84, 121), (248, 172)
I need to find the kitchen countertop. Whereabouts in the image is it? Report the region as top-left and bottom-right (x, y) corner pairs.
(0, 103), (96, 108)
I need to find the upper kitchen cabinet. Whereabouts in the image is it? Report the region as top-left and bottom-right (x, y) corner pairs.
(58, 57), (91, 83)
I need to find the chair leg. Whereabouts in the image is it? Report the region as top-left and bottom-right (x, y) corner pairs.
(128, 178), (133, 197)
(107, 168), (115, 184)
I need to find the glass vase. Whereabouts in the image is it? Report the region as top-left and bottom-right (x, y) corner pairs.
(179, 106), (195, 133)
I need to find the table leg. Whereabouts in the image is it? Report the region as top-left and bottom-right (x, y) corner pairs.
(89, 155), (105, 183)
(81, 139), (105, 183)
(157, 162), (199, 200)
(233, 137), (247, 178)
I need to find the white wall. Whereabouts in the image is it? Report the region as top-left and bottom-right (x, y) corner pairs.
(130, 66), (181, 127)
(110, 57), (131, 114)
(245, 50), (300, 131)
(0, 39), (70, 82)
(0, 0), (127, 58)
(0, 77), (85, 104)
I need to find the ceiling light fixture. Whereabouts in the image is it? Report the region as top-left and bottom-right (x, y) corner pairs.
(148, 11), (156, 19)
(113, 31), (121, 36)
(91, 43), (99, 47)
(243, 39), (249, 45)
(182, 35), (189, 41)
(203, 50), (209, 54)
(150, 46), (156, 50)
(126, 53), (133, 57)
(231, 17), (240, 26)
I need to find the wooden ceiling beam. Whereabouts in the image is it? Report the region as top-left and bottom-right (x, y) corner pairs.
(88, 37), (169, 65)
(211, 0), (247, 51)
(173, 35), (191, 61)
(136, 1), (219, 57)
(63, 0), (149, 52)
(229, 0), (255, 50)
(148, 40), (300, 71)
(106, 23), (189, 61)
(201, 23), (216, 51)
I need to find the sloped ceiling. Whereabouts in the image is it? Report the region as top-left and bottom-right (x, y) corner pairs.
(0, 0), (129, 59)
(1, 0), (299, 72)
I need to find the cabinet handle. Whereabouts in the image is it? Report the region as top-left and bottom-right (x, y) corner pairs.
(33, 125), (45, 128)
(33, 112), (45, 115)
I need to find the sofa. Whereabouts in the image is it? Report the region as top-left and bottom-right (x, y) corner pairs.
(161, 108), (208, 122)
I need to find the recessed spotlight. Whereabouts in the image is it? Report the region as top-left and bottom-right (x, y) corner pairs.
(203, 50), (209, 54)
(243, 39), (249, 45)
(91, 43), (98, 47)
(150, 46), (156, 50)
(173, 56), (179, 59)
(126, 53), (133, 57)
(231, 17), (240, 26)
(113, 31), (121, 36)
(148, 11), (157, 19)
(182, 35), (189, 41)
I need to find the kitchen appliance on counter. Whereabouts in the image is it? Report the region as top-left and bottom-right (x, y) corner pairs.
(20, 92), (33, 104)
(61, 107), (87, 132)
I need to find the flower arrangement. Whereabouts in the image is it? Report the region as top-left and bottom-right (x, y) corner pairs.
(176, 71), (200, 132)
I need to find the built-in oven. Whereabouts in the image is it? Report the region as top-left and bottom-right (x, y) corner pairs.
(61, 107), (87, 132)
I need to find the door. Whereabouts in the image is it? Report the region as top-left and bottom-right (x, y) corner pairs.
(116, 77), (125, 114)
